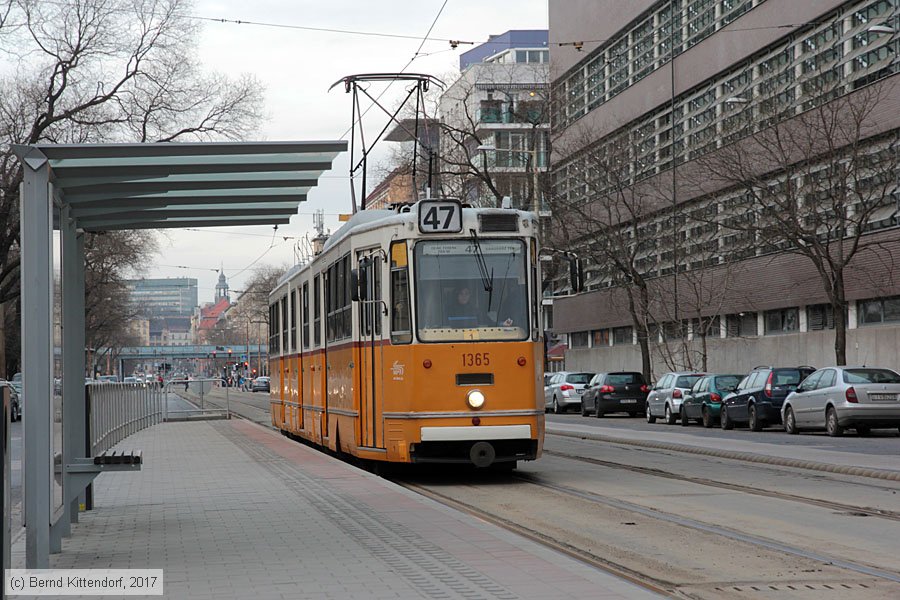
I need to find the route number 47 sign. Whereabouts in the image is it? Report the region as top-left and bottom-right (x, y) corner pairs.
(418, 199), (462, 233)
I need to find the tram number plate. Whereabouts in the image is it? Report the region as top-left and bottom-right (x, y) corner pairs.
(418, 200), (462, 233)
(461, 352), (490, 367)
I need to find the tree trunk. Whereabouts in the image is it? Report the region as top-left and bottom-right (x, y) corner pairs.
(627, 283), (653, 383)
(832, 270), (848, 366)
(700, 317), (709, 372)
(0, 302), (5, 379)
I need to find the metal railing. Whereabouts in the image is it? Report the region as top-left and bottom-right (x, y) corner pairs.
(162, 378), (230, 421)
(86, 383), (164, 456)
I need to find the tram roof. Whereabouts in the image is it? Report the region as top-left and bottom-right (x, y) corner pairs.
(12, 141), (346, 231)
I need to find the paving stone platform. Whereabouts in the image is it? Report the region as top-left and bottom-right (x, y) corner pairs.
(12, 419), (660, 599)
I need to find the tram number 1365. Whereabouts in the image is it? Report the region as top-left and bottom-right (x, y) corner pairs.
(418, 200), (462, 233)
(461, 352), (490, 367)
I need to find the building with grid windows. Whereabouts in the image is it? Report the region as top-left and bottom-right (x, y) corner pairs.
(549, 0), (900, 375)
(438, 30), (551, 209)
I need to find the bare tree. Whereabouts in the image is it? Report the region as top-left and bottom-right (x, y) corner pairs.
(0, 0), (264, 375)
(551, 127), (671, 383)
(437, 62), (549, 209)
(84, 231), (159, 374)
(697, 82), (899, 364)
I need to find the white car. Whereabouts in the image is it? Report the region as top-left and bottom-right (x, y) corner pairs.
(544, 371), (594, 414)
(782, 366), (900, 436)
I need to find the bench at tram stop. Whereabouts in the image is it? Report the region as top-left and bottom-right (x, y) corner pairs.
(63, 450), (143, 492)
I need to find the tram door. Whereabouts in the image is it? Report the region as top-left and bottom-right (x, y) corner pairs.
(357, 254), (385, 449)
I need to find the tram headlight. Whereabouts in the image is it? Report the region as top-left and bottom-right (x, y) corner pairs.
(466, 389), (486, 410)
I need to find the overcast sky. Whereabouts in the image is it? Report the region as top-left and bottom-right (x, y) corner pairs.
(154, 0), (548, 303)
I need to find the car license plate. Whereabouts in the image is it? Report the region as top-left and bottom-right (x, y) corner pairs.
(869, 393), (898, 402)
(620, 399), (637, 404)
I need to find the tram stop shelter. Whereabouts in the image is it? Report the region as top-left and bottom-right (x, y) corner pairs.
(8, 140), (346, 568)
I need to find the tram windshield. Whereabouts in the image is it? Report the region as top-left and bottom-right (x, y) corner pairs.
(414, 239), (529, 342)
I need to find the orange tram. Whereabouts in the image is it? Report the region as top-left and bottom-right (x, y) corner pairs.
(268, 199), (544, 468)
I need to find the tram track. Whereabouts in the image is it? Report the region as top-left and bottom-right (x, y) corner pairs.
(397, 480), (676, 597)
(396, 469), (900, 598)
(544, 448), (900, 522)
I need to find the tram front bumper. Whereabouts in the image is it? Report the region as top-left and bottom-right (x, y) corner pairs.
(411, 425), (538, 466)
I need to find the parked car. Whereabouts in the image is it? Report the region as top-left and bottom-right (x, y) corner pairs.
(782, 366), (900, 437)
(123, 376), (139, 384)
(1, 382), (21, 422)
(99, 375), (119, 384)
(580, 372), (649, 417)
(681, 374), (744, 427)
(721, 365), (815, 431)
(544, 371), (594, 414)
(251, 376), (270, 393)
(646, 372), (706, 424)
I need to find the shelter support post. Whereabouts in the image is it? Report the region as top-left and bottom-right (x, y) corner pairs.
(60, 207), (86, 535)
(21, 150), (52, 568)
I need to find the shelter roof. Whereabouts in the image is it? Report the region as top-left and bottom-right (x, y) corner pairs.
(12, 140), (346, 231)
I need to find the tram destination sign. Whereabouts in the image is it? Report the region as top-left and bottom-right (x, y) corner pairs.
(418, 199), (462, 234)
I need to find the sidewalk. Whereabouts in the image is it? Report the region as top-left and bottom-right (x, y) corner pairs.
(12, 419), (660, 599)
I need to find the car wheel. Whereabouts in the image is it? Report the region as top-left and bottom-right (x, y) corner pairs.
(748, 405), (764, 432)
(702, 406), (713, 428)
(855, 424), (872, 437)
(783, 406), (799, 435)
(646, 403), (656, 424)
(581, 402), (589, 417)
(826, 407), (844, 437)
(552, 397), (561, 414)
(720, 406), (734, 430)
(665, 404), (677, 425)
(680, 408), (690, 426)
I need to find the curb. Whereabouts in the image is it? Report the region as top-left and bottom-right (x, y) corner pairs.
(547, 429), (900, 482)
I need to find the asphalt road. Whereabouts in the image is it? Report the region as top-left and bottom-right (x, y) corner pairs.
(546, 411), (900, 456)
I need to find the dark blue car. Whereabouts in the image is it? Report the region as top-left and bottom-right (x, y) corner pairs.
(721, 366), (815, 431)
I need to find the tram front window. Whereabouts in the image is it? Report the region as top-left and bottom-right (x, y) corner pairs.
(414, 239), (529, 342)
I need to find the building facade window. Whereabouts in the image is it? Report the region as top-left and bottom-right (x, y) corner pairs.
(570, 331), (589, 348)
(613, 325), (634, 345)
(592, 329), (610, 346)
(764, 307), (800, 334)
(858, 296), (900, 326)
(807, 303), (835, 330)
(726, 312), (757, 337)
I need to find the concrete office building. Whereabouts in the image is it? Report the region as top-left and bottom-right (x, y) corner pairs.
(549, 0), (900, 375)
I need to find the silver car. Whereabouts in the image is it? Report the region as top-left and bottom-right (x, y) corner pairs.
(782, 366), (900, 436)
(544, 371), (594, 414)
(646, 371), (706, 424)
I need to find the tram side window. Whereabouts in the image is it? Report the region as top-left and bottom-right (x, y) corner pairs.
(280, 297), (288, 353)
(361, 254), (383, 337)
(341, 254), (352, 338)
(314, 275), (321, 346)
(326, 266), (334, 342)
(374, 255), (383, 336)
(326, 254), (353, 343)
(289, 289), (297, 352)
(390, 241), (411, 344)
(302, 282), (310, 349)
(269, 302), (280, 355)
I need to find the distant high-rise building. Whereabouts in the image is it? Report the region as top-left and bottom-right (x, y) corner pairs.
(126, 278), (198, 318)
(126, 278), (198, 346)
